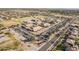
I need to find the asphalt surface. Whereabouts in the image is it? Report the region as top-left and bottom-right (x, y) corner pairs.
(38, 22), (70, 51)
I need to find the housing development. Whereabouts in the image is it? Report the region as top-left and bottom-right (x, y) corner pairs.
(0, 9), (79, 51)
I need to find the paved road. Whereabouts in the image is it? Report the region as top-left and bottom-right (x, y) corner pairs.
(38, 22), (70, 51)
(47, 26), (70, 51)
